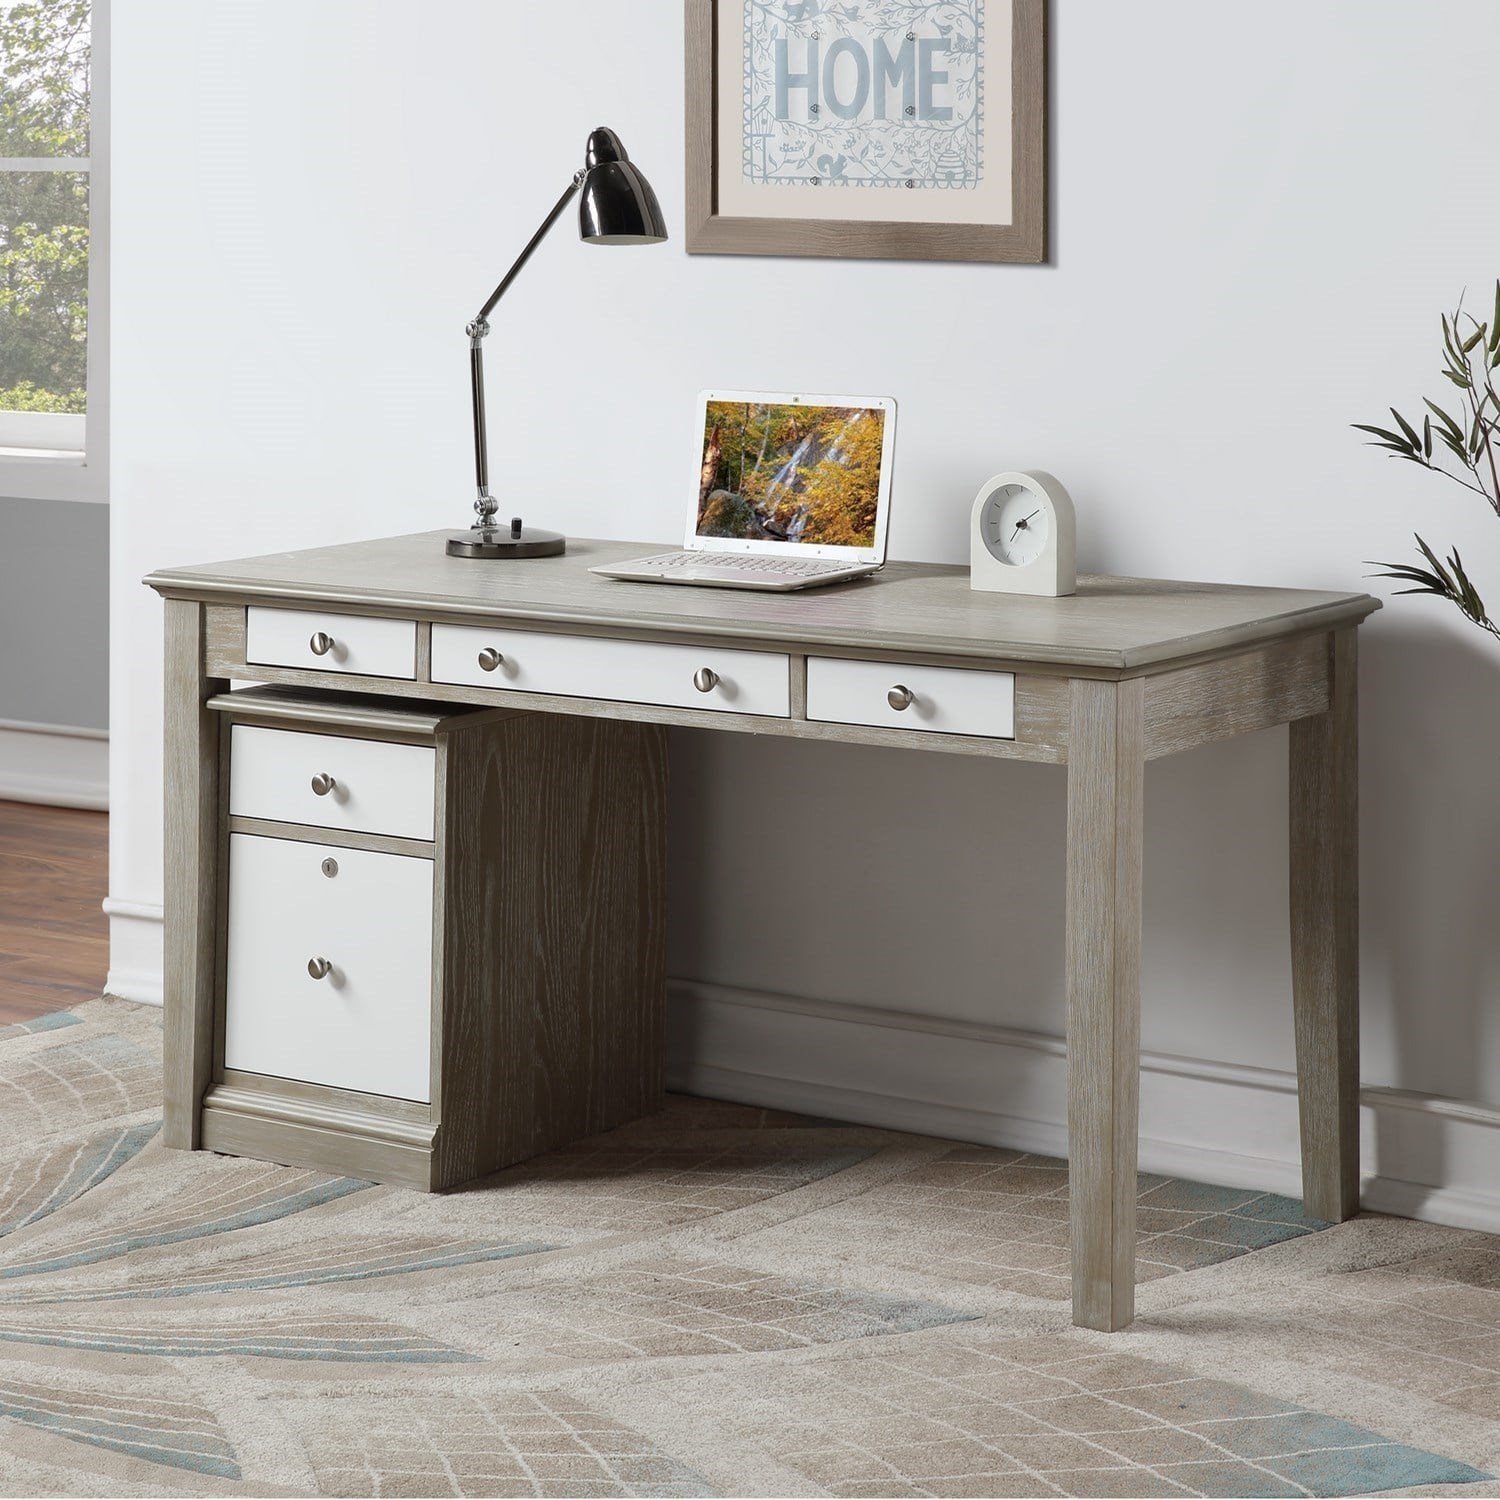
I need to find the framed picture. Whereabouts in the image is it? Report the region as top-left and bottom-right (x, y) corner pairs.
(686, 0), (1045, 264)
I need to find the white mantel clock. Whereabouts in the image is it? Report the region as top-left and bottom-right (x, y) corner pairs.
(970, 471), (1077, 597)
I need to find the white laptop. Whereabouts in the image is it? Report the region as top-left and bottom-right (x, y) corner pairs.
(590, 389), (897, 591)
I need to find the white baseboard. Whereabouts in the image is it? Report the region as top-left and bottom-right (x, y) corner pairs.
(95, 902), (1500, 1234)
(667, 979), (1500, 1235)
(0, 719), (107, 810)
(103, 897), (163, 1006)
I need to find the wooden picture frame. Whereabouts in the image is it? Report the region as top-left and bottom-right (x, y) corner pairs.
(685, 0), (1046, 264)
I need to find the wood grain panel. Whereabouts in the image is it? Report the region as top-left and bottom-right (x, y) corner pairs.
(1143, 635), (1330, 760)
(201, 1085), (437, 1191)
(209, 686), (460, 739)
(145, 532), (1381, 672)
(203, 604), (246, 675)
(0, 801), (108, 1022)
(1290, 629), (1361, 1222)
(1066, 676), (1144, 1332)
(217, 1067), (430, 1126)
(163, 600), (227, 1150)
(431, 715), (667, 1187)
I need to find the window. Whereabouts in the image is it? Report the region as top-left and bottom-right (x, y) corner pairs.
(0, 0), (103, 500)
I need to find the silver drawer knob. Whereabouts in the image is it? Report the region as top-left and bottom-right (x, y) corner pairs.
(310, 772), (337, 796)
(309, 631), (335, 657)
(887, 684), (916, 712)
(477, 647), (504, 672)
(693, 666), (720, 694)
(307, 956), (332, 980)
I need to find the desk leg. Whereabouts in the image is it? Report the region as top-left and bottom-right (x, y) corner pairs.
(1290, 629), (1360, 1222)
(1066, 677), (1144, 1332)
(162, 599), (225, 1150)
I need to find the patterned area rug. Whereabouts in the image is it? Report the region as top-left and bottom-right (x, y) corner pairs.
(0, 998), (1497, 1499)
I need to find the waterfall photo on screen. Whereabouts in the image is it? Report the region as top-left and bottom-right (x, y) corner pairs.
(696, 401), (886, 547)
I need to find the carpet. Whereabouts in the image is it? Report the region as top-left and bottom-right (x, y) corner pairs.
(0, 997), (1496, 1499)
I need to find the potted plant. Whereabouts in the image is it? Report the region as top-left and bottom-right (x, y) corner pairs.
(1357, 284), (1500, 641)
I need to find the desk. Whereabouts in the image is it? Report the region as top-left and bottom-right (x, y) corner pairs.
(147, 534), (1379, 1331)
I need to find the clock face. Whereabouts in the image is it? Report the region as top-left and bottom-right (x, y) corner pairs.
(983, 484), (1050, 567)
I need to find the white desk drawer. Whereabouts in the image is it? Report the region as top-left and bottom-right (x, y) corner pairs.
(230, 725), (436, 840)
(224, 834), (433, 1102)
(246, 608), (417, 680)
(432, 625), (791, 718)
(807, 657), (1016, 739)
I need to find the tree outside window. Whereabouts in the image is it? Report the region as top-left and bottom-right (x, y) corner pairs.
(0, 0), (90, 425)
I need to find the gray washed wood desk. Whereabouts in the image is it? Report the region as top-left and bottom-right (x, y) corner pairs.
(146, 533), (1380, 1332)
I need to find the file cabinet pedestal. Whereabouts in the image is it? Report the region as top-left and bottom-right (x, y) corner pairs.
(191, 686), (666, 1191)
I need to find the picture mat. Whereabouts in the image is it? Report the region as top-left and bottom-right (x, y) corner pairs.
(716, 0), (1014, 227)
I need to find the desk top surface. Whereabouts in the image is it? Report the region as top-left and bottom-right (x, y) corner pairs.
(147, 532), (1380, 671)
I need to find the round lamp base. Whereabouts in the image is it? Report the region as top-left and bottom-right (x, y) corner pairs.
(446, 521), (566, 560)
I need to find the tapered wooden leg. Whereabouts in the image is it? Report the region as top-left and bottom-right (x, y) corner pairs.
(1289, 630), (1360, 1222)
(1066, 677), (1145, 1332)
(162, 599), (225, 1150)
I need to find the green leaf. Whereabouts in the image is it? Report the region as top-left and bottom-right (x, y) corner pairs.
(1370, 536), (1496, 633)
(1367, 564), (1446, 596)
(1446, 544), (1490, 623)
(1424, 414), (1433, 459)
(1390, 407), (1422, 449)
(1463, 326), (1487, 354)
(1352, 422), (1414, 450)
(1437, 430), (1470, 463)
(1415, 534), (1457, 591)
(1425, 398), (1466, 443)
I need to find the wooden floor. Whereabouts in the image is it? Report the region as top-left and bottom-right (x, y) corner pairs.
(0, 800), (109, 1024)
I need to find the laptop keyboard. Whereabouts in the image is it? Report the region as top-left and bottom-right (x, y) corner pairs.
(634, 552), (852, 576)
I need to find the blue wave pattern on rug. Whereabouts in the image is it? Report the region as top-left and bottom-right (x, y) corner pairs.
(0, 1173), (371, 1280)
(5, 1238), (560, 1304)
(0, 1121), (159, 1239)
(0, 1374), (242, 1480)
(0, 1316), (479, 1363)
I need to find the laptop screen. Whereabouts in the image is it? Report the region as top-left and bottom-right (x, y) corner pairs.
(695, 398), (889, 551)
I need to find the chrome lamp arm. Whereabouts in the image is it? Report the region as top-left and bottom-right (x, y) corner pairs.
(466, 170), (586, 530)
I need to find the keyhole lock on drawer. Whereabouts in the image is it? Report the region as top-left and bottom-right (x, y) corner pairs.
(887, 684), (916, 712)
(309, 631), (336, 656)
(693, 667), (720, 693)
(307, 956), (333, 981)
(477, 647), (505, 672)
(310, 773), (337, 797)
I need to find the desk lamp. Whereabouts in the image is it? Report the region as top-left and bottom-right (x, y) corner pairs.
(446, 126), (668, 559)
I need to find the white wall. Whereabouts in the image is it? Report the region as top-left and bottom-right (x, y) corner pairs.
(110, 1), (1500, 1224)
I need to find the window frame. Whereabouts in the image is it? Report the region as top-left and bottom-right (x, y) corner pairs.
(0, 0), (107, 505)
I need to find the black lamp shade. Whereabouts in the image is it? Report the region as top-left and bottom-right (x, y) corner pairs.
(579, 127), (667, 245)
